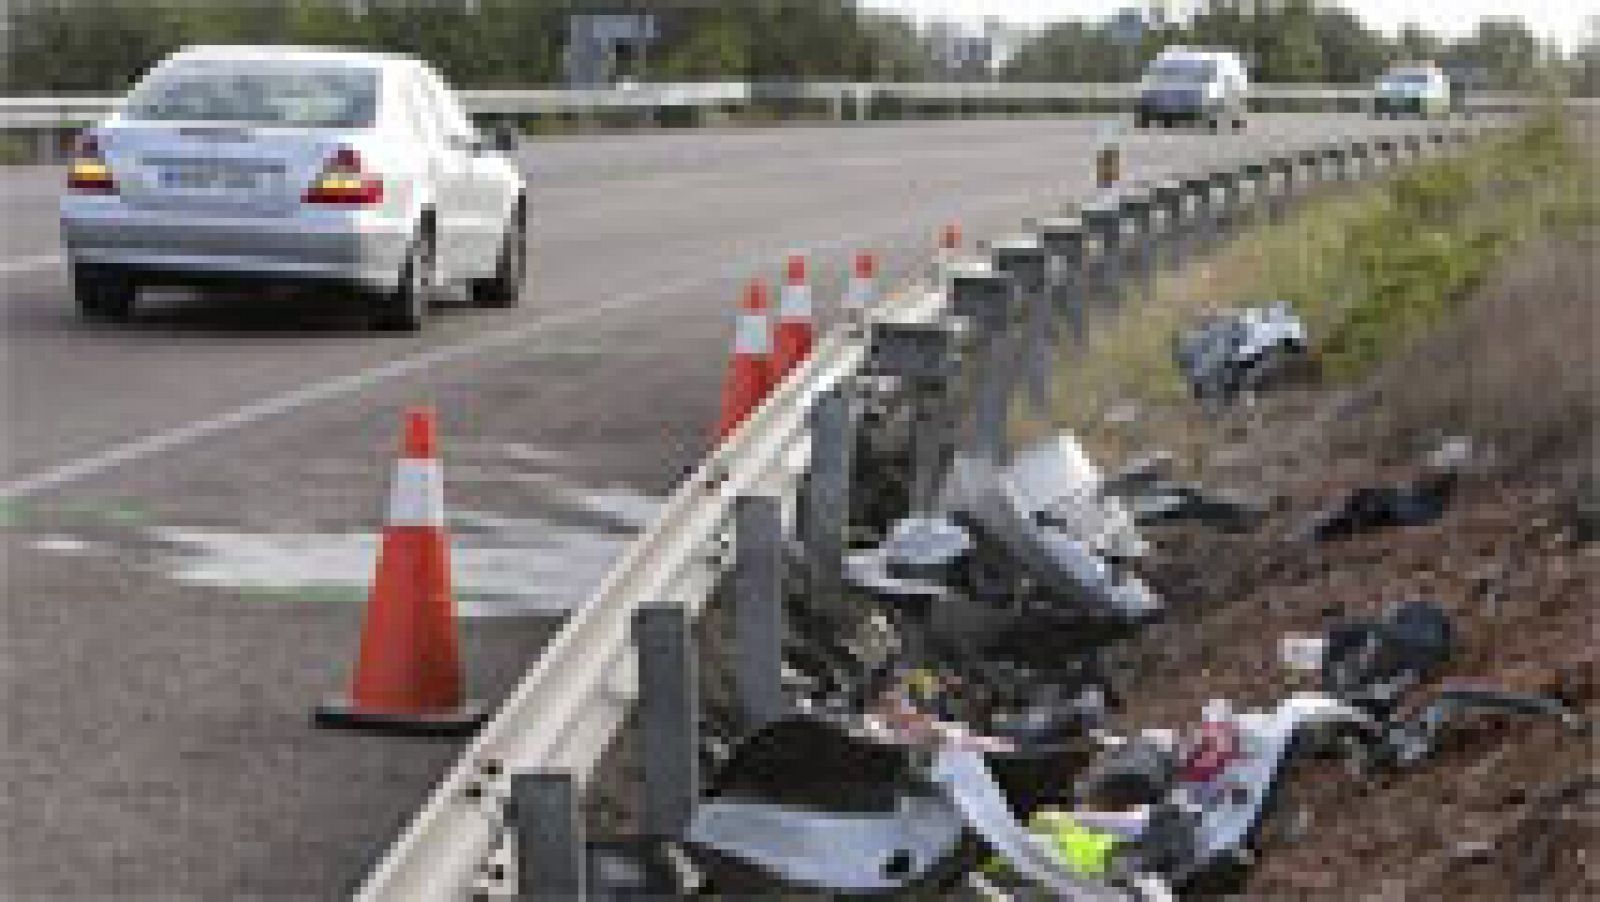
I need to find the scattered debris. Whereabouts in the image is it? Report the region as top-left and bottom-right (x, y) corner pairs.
(1102, 453), (1265, 533)
(1302, 439), (1474, 541)
(1173, 302), (1307, 403)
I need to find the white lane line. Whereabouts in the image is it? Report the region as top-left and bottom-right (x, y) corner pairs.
(0, 276), (692, 502)
(0, 254), (63, 275)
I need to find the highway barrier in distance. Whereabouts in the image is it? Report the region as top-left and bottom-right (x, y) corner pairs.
(355, 122), (1502, 900)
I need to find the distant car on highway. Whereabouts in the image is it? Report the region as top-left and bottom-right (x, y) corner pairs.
(60, 46), (527, 330)
(1134, 48), (1249, 132)
(1372, 63), (1452, 119)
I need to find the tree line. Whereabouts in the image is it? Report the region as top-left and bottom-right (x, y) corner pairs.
(1007, 2), (1593, 95)
(0, 0), (937, 93)
(3, 0), (1594, 95)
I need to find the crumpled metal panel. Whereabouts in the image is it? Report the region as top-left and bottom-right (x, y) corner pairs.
(936, 436), (1158, 621)
(686, 794), (966, 893)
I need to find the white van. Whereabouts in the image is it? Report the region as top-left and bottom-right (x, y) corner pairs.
(1135, 48), (1250, 131)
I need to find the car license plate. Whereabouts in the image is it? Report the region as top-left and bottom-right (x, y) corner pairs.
(159, 164), (261, 195)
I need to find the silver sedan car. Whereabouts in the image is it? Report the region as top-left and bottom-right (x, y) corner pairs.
(60, 46), (528, 330)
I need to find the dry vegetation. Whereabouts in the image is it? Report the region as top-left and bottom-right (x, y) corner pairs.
(1046, 116), (1597, 898)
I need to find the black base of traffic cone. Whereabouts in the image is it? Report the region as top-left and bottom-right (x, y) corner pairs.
(313, 696), (488, 737)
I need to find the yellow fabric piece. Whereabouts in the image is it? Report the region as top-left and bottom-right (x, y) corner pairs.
(980, 810), (1123, 880)
(1032, 810), (1121, 877)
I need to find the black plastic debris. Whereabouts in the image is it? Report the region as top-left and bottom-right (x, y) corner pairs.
(1319, 599), (1455, 711)
(1304, 469), (1458, 541)
(1173, 302), (1307, 403)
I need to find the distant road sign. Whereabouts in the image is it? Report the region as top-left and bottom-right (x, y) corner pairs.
(1110, 8), (1147, 48)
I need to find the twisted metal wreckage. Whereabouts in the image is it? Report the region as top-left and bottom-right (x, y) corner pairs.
(612, 264), (1587, 897)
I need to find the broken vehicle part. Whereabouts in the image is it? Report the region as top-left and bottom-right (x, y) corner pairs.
(684, 715), (977, 896)
(1173, 302), (1307, 403)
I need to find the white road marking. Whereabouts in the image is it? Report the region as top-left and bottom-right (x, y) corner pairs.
(0, 254), (63, 275)
(0, 277), (690, 501)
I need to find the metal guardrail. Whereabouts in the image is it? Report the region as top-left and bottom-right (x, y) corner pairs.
(357, 123), (1503, 899)
(356, 287), (945, 899)
(1, 82), (1571, 130)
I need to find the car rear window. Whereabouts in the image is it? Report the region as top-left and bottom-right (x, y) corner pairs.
(1148, 59), (1218, 82)
(124, 60), (379, 128)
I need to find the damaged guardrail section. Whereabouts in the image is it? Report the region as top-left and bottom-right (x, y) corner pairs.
(357, 122), (1539, 900)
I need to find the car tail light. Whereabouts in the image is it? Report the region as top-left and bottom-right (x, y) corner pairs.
(67, 134), (117, 194)
(303, 146), (383, 206)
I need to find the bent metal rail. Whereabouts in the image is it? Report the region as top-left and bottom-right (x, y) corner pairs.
(356, 124), (1497, 899)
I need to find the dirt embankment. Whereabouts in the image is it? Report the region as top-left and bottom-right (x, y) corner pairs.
(1102, 233), (1597, 898)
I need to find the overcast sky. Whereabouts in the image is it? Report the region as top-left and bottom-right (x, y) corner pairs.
(860, 1), (1593, 48)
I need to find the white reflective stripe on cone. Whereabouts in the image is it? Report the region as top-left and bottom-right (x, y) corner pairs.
(388, 459), (447, 527)
(734, 312), (772, 355)
(778, 283), (811, 319)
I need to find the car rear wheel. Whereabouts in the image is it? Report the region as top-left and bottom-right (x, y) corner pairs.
(472, 202), (526, 309)
(373, 229), (434, 332)
(73, 265), (136, 322)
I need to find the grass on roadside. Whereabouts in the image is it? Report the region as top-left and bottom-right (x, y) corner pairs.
(1037, 113), (1597, 452)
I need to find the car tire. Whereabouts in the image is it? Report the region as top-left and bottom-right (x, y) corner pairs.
(1207, 116), (1221, 133)
(472, 202), (526, 309)
(1135, 111), (1150, 129)
(373, 228), (434, 332)
(73, 265), (136, 322)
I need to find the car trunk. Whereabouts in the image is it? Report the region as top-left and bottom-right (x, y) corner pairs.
(102, 123), (352, 218)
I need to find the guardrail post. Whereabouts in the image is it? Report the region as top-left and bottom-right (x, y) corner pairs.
(1180, 175), (1213, 260)
(991, 236), (1053, 418)
(1377, 136), (1400, 170)
(512, 771), (586, 900)
(1080, 201), (1123, 312)
(1403, 133), (1423, 162)
(1119, 191), (1156, 305)
(950, 264), (1018, 461)
(868, 322), (960, 514)
(1323, 144), (1348, 183)
(1149, 181), (1185, 272)
(1209, 170), (1239, 239)
(803, 388), (853, 605)
(1239, 162), (1267, 233)
(1296, 147), (1323, 192)
(1037, 216), (1089, 348)
(1267, 155), (1294, 225)
(734, 495), (785, 730)
(1347, 141), (1370, 180)
(635, 604), (698, 842)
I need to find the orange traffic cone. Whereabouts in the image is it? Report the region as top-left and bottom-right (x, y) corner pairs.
(773, 254), (814, 377)
(315, 407), (485, 736)
(846, 251), (878, 317)
(714, 280), (776, 443)
(937, 223), (962, 279)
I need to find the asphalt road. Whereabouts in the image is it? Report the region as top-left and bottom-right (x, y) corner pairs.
(0, 114), (1456, 897)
